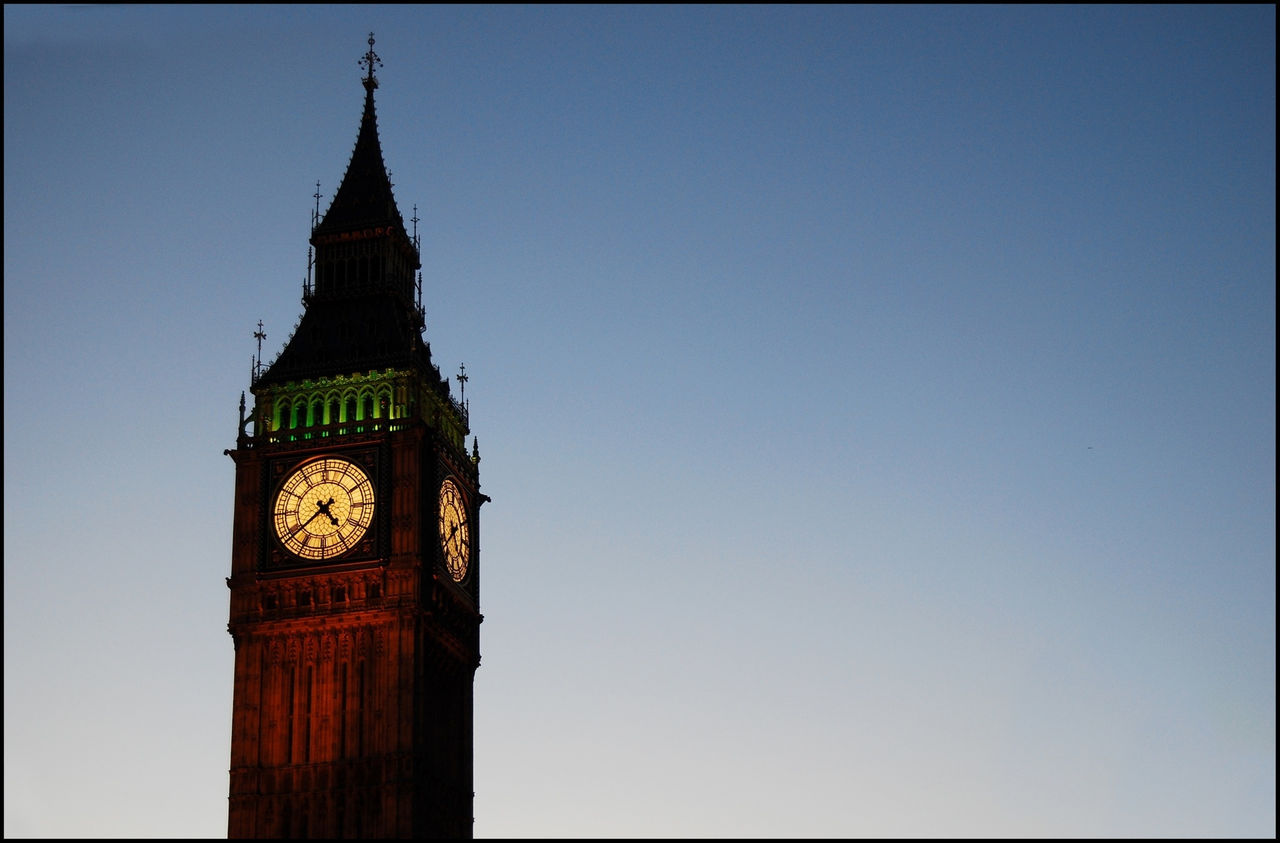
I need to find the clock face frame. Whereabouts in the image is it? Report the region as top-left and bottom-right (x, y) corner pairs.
(438, 478), (471, 583)
(271, 456), (377, 561)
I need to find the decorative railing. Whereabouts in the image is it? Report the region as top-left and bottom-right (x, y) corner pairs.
(240, 417), (414, 449)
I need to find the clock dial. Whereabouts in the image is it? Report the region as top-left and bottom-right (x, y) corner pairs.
(438, 478), (471, 582)
(272, 457), (376, 560)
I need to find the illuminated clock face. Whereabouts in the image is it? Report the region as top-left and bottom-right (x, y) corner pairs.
(272, 457), (376, 561)
(438, 478), (471, 582)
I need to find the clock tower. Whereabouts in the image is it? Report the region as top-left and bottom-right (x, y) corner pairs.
(224, 35), (484, 838)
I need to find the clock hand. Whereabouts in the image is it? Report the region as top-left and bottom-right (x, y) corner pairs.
(291, 507), (324, 536)
(293, 497), (340, 536)
(315, 496), (340, 526)
(447, 521), (466, 551)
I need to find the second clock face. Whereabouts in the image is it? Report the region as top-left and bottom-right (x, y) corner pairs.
(438, 478), (471, 582)
(272, 456), (376, 561)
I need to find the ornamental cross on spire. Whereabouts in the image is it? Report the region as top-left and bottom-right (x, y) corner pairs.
(253, 320), (267, 376)
(359, 32), (382, 91)
(254, 320), (266, 360)
(457, 363), (468, 406)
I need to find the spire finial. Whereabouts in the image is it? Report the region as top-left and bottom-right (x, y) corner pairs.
(416, 270), (424, 321)
(359, 32), (382, 92)
(457, 363), (468, 407)
(253, 320), (267, 381)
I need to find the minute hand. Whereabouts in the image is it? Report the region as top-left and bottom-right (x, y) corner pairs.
(291, 508), (324, 536)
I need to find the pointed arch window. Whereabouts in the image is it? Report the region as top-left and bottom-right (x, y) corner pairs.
(326, 397), (340, 436)
(341, 394), (357, 434)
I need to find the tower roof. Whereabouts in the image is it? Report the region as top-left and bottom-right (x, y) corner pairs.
(313, 34), (408, 240)
(257, 294), (432, 386)
(255, 34), (435, 390)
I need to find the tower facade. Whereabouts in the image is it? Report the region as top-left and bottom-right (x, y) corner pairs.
(224, 37), (483, 838)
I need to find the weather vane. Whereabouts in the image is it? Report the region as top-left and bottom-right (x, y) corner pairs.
(359, 32), (382, 91)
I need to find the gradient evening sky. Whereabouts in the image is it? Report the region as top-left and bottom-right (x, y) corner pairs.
(3, 4), (1274, 838)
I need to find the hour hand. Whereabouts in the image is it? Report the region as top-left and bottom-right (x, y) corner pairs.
(316, 496), (340, 525)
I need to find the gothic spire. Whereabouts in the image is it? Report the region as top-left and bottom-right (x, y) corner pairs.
(313, 33), (407, 239)
(257, 34), (430, 388)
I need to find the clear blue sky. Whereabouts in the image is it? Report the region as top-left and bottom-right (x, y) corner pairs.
(4, 4), (1274, 838)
